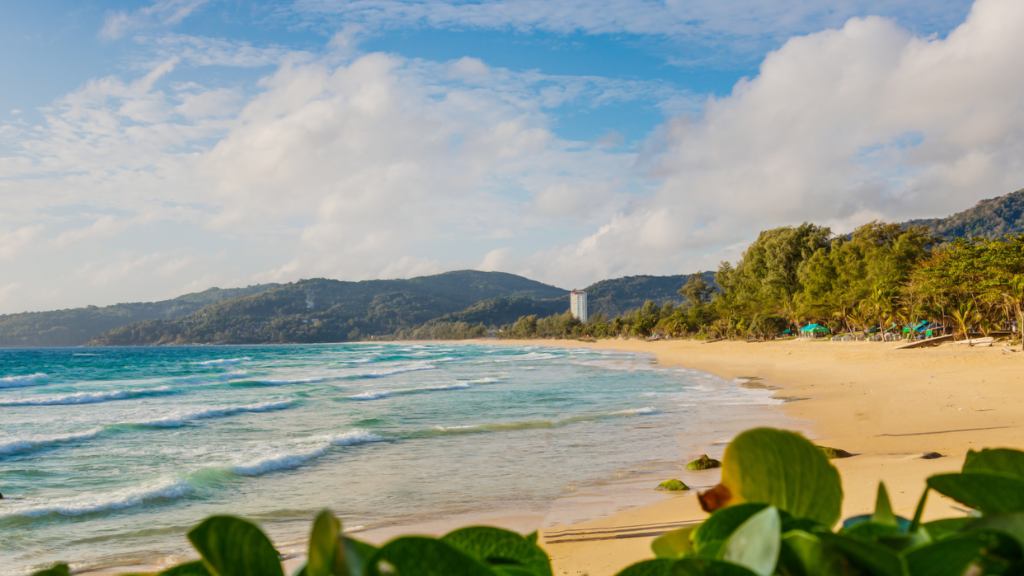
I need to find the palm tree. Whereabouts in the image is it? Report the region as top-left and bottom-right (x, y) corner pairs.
(1001, 276), (1024, 341)
(950, 301), (979, 344)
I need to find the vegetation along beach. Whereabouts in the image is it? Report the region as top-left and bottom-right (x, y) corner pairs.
(8, 0), (1024, 575)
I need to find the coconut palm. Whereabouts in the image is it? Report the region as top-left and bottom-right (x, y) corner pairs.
(950, 301), (980, 344)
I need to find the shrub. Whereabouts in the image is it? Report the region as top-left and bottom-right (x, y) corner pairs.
(33, 427), (1024, 576)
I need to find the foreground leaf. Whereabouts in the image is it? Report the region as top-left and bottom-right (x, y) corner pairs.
(307, 510), (348, 576)
(718, 429), (842, 526)
(719, 507), (780, 576)
(693, 504), (768, 552)
(365, 536), (495, 576)
(672, 558), (759, 576)
(188, 516), (284, 576)
(927, 473), (1024, 514)
(815, 532), (907, 576)
(29, 566), (70, 576)
(651, 525), (698, 559)
(778, 531), (845, 576)
(442, 526), (552, 576)
(963, 448), (1024, 478)
(161, 562), (213, 576)
(614, 559), (677, 576)
(872, 483), (898, 527)
(903, 534), (992, 576)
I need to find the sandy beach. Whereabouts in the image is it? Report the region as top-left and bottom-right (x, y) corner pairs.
(502, 337), (1024, 576)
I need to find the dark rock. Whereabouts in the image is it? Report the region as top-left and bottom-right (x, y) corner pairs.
(920, 452), (944, 459)
(698, 484), (732, 513)
(818, 446), (853, 459)
(685, 455), (722, 470)
(656, 479), (690, 491)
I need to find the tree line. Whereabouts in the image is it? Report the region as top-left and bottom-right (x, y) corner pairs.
(497, 221), (1024, 342)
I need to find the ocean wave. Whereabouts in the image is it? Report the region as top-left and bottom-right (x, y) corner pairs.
(615, 407), (659, 415)
(229, 430), (383, 476)
(0, 386), (175, 407)
(0, 428), (104, 456)
(346, 382), (472, 401)
(0, 373), (50, 389)
(250, 376), (325, 386)
(0, 478), (192, 521)
(338, 363), (436, 380)
(468, 377), (501, 384)
(135, 400), (294, 427)
(196, 357), (250, 367)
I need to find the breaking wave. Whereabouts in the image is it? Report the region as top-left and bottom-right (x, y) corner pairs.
(0, 373), (50, 389)
(196, 357), (250, 367)
(228, 430), (383, 476)
(346, 382), (472, 401)
(0, 478), (192, 522)
(133, 400), (294, 428)
(0, 386), (176, 407)
(0, 428), (104, 456)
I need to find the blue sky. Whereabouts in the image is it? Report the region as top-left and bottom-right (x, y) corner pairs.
(5, 0), (1023, 313)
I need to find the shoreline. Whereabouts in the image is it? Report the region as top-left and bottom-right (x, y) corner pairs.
(483, 337), (1024, 576)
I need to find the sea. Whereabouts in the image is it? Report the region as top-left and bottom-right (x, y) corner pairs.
(0, 343), (790, 574)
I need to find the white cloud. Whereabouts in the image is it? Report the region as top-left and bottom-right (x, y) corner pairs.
(100, 0), (211, 40)
(0, 226), (44, 260)
(476, 248), (511, 272)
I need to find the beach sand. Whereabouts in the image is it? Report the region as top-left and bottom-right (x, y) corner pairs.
(506, 337), (1024, 576)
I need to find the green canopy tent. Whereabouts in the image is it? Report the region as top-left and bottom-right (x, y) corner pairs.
(902, 320), (929, 333)
(799, 324), (829, 334)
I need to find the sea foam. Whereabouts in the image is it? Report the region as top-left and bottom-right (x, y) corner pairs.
(135, 400), (294, 427)
(0, 373), (51, 389)
(229, 430), (382, 476)
(0, 386), (175, 407)
(0, 478), (192, 520)
(196, 358), (250, 367)
(0, 428), (105, 456)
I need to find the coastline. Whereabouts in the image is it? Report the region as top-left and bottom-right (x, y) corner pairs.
(485, 337), (1024, 576)
(69, 337), (1024, 576)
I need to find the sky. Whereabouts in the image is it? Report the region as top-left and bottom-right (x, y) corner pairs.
(5, 0), (1024, 314)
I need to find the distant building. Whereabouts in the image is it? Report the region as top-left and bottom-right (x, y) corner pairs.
(570, 290), (588, 323)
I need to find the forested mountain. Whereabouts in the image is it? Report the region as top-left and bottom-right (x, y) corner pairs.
(87, 271), (567, 346)
(0, 285), (279, 347)
(583, 272), (717, 317)
(905, 187), (1024, 240)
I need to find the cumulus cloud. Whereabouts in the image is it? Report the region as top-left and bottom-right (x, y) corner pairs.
(533, 0), (1024, 283)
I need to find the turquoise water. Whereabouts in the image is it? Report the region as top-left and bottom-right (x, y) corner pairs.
(0, 343), (783, 574)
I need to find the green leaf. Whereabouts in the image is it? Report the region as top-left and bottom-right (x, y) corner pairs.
(842, 521), (899, 540)
(307, 510), (348, 576)
(719, 428), (843, 526)
(693, 504), (769, 552)
(903, 534), (992, 576)
(29, 565), (70, 576)
(344, 537), (379, 576)
(909, 488), (929, 533)
(718, 507), (780, 576)
(927, 472), (1024, 514)
(815, 532), (907, 576)
(872, 483), (898, 527)
(188, 516), (285, 576)
(613, 559), (677, 576)
(525, 532), (538, 545)
(651, 525), (698, 559)
(778, 530), (845, 576)
(921, 518), (974, 540)
(365, 536), (496, 576)
(442, 526), (552, 576)
(967, 511), (1024, 550)
(671, 558), (760, 576)
(963, 448), (1024, 478)
(161, 562), (213, 576)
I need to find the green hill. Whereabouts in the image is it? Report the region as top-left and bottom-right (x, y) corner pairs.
(0, 285), (279, 348)
(87, 271), (566, 346)
(582, 272), (717, 318)
(433, 296), (570, 326)
(905, 187), (1024, 240)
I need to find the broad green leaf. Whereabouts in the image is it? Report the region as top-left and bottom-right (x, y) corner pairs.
(967, 511), (1024, 551)
(842, 521), (899, 540)
(365, 536), (495, 576)
(671, 558), (760, 576)
(491, 567), (538, 576)
(719, 506), (780, 576)
(921, 518), (973, 540)
(719, 428), (843, 526)
(525, 532), (538, 545)
(161, 562), (213, 576)
(872, 483), (898, 527)
(188, 516), (284, 576)
(909, 488), (929, 533)
(876, 528), (932, 554)
(307, 510), (347, 576)
(927, 472), (1024, 514)
(29, 566), (70, 576)
(651, 525), (698, 559)
(778, 530), (844, 576)
(903, 534), (992, 576)
(442, 526), (552, 576)
(963, 449), (1024, 478)
(693, 504), (768, 551)
(344, 537), (378, 576)
(613, 559), (676, 576)
(815, 532), (907, 576)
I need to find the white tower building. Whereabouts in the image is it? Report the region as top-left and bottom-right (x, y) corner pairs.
(570, 290), (588, 323)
